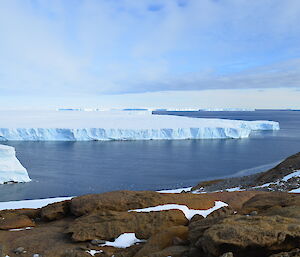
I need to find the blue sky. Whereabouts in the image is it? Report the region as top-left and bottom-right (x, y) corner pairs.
(0, 0), (300, 108)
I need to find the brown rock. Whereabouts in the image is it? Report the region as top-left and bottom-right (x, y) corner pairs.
(206, 206), (235, 219)
(188, 216), (224, 245)
(40, 200), (70, 221)
(113, 244), (144, 257)
(260, 206), (300, 220)
(134, 226), (188, 257)
(0, 213), (35, 230)
(70, 191), (164, 216)
(0, 208), (40, 219)
(255, 152), (300, 184)
(189, 214), (204, 223)
(67, 210), (188, 241)
(241, 192), (300, 214)
(70, 190), (216, 217)
(269, 248), (300, 257)
(192, 179), (224, 190)
(219, 253), (234, 257)
(148, 245), (189, 257)
(198, 215), (300, 257)
(63, 248), (91, 257)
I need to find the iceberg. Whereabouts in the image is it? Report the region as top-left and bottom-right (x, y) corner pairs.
(0, 144), (31, 184)
(199, 108), (256, 112)
(0, 110), (279, 141)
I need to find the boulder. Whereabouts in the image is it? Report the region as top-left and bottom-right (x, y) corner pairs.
(241, 192), (300, 214)
(206, 206), (235, 219)
(189, 216), (224, 245)
(269, 248), (300, 257)
(0, 213), (35, 230)
(67, 210), (188, 241)
(147, 246), (189, 257)
(134, 226), (188, 257)
(40, 200), (71, 221)
(198, 215), (300, 257)
(70, 190), (216, 217)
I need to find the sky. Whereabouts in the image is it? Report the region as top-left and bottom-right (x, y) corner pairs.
(0, 0), (300, 109)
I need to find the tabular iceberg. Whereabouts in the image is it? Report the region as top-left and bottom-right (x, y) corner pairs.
(0, 110), (279, 141)
(199, 108), (256, 112)
(0, 144), (31, 184)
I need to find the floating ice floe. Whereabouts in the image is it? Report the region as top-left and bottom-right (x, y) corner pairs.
(100, 233), (144, 248)
(129, 201), (228, 220)
(0, 144), (31, 184)
(0, 197), (73, 210)
(0, 110), (279, 141)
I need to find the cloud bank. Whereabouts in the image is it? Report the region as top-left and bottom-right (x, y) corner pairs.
(0, 0), (300, 102)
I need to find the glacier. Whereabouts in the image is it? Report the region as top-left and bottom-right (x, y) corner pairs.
(0, 110), (279, 141)
(0, 144), (31, 184)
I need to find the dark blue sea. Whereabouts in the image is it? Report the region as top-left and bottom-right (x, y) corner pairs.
(1, 110), (300, 201)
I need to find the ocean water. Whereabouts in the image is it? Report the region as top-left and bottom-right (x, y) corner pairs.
(1, 110), (300, 201)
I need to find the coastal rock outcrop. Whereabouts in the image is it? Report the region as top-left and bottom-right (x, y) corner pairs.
(1, 154), (300, 257)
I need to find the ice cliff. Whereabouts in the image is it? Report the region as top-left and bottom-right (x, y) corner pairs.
(0, 110), (279, 141)
(0, 144), (31, 184)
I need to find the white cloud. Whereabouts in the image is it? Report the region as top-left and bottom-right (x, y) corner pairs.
(0, 0), (300, 106)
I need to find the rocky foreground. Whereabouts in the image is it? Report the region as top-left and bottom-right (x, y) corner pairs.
(1, 153), (300, 257)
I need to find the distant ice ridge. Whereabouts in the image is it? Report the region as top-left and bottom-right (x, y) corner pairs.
(0, 144), (31, 184)
(199, 108), (256, 112)
(0, 110), (279, 141)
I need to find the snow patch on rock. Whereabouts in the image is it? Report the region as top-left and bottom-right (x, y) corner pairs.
(157, 187), (192, 193)
(129, 201), (228, 220)
(100, 233), (144, 248)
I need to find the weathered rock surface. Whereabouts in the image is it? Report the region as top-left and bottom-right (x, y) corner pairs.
(198, 215), (300, 257)
(0, 213), (35, 230)
(40, 200), (70, 221)
(0, 185), (300, 257)
(70, 190), (217, 217)
(134, 226), (188, 257)
(67, 209), (188, 241)
(269, 248), (300, 257)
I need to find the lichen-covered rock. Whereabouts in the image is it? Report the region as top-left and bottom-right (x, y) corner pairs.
(0, 213), (35, 230)
(269, 248), (300, 257)
(198, 215), (300, 257)
(70, 190), (216, 217)
(40, 200), (71, 221)
(67, 210), (188, 241)
(147, 245), (189, 257)
(134, 226), (188, 257)
(206, 206), (235, 219)
(188, 216), (225, 245)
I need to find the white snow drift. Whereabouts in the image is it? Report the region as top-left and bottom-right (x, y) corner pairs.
(100, 233), (144, 248)
(0, 110), (279, 141)
(0, 197), (72, 210)
(0, 144), (31, 184)
(129, 201), (228, 220)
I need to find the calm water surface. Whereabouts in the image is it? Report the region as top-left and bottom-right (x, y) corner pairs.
(1, 110), (300, 201)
